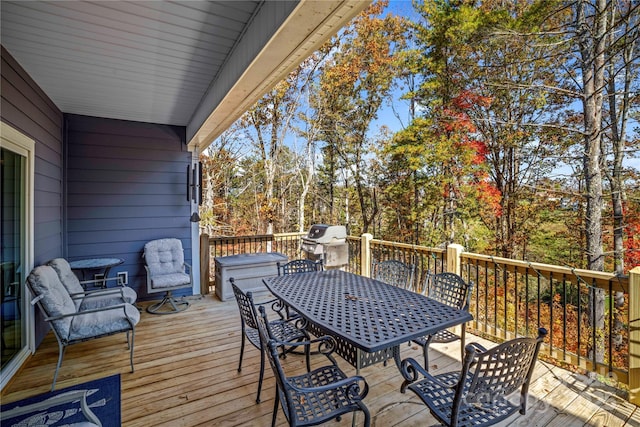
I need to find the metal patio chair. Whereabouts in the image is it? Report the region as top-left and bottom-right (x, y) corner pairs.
(400, 328), (547, 427)
(276, 259), (322, 319)
(277, 259), (323, 276)
(256, 305), (371, 427)
(26, 265), (139, 391)
(231, 280), (310, 404)
(413, 272), (474, 369)
(371, 259), (414, 291)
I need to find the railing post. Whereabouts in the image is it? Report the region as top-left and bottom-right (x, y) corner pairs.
(200, 233), (210, 295)
(446, 243), (464, 275)
(629, 266), (640, 405)
(361, 233), (373, 277)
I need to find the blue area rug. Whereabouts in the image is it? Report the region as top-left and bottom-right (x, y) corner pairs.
(1, 374), (121, 427)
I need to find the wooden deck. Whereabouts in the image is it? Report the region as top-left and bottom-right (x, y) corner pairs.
(2, 295), (639, 426)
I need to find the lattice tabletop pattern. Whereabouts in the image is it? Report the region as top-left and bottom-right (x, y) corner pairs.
(264, 270), (473, 368)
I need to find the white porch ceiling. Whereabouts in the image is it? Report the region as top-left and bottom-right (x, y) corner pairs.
(0, 1), (369, 151)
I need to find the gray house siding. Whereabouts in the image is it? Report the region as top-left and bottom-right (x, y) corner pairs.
(1, 46), (64, 343)
(64, 114), (192, 300)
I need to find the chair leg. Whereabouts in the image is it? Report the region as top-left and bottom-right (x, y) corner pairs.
(304, 342), (311, 372)
(460, 323), (466, 362)
(129, 328), (135, 373)
(52, 341), (66, 391)
(146, 291), (189, 314)
(422, 335), (435, 371)
(271, 388), (280, 427)
(256, 347), (265, 403)
(360, 402), (371, 427)
(238, 333), (246, 373)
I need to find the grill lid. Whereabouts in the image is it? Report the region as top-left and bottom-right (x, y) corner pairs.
(303, 224), (347, 244)
(306, 224), (329, 240)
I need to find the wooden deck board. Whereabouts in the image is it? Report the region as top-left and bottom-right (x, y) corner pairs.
(2, 295), (636, 426)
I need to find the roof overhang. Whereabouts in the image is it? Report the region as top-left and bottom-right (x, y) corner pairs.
(1, 0), (370, 153)
(187, 0), (369, 152)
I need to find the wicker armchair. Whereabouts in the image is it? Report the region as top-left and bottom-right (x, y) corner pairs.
(256, 305), (371, 427)
(231, 280), (310, 404)
(277, 259), (322, 276)
(371, 259), (414, 291)
(413, 272), (473, 368)
(401, 328), (547, 427)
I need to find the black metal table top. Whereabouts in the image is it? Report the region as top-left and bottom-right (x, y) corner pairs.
(264, 270), (473, 354)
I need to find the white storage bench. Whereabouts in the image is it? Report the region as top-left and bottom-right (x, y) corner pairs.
(214, 252), (288, 301)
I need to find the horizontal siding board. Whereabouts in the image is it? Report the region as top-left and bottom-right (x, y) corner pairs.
(0, 97), (61, 150)
(34, 220), (61, 240)
(1, 74), (61, 136)
(69, 240), (190, 258)
(67, 216), (188, 232)
(35, 206), (62, 221)
(33, 174), (62, 193)
(68, 144), (188, 162)
(32, 138), (62, 166)
(68, 170), (180, 184)
(66, 114), (185, 140)
(1, 47), (61, 120)
(66, 206), (190, 219)
(68, 228), (190, 246)
(66, 194), (188, 207)
(34, 235), (63, 265)
(67, 131), (186, 150)
(34, 156), (62, 180)
(33, 191), (61, 208)
(66, 158), (188, 173)
(67, 181), (186, 196)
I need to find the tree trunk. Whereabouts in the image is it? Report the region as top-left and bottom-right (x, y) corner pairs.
(577, 0), (607, 363)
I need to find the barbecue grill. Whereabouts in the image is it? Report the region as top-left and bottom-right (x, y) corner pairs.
(300, 224), (348, 268)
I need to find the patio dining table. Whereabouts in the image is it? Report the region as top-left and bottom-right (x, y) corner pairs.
(263, 269), (473, 373)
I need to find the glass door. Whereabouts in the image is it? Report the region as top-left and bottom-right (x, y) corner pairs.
(1, 147), (26, 370)
(1, 122), (33, 388)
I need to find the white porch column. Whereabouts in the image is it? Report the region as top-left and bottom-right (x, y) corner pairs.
(361, 233), (373, 277)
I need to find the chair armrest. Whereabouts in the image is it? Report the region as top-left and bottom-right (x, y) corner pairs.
(400, 357), (455, 389)
(44, 303), (131, 322)
(400, 356), (431, 385)
(287, 373), (369, 402)
(81, 276), (125, 288)
(466, 342), (487, 353)
(272, 335), (335, 352)
(255, 297), (288, 320)
(69, 287), (125, 299)
(271, 335), (340, 364)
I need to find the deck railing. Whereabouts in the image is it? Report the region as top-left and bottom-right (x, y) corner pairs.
(460, 253), (630, 382)
(200, 232), (640, 404)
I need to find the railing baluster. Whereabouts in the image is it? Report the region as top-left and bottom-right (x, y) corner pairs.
(608, 280), (613, 377)
(562, 274), (567, 361)
(514, 268), (518, 336)
(591, 281), (597, 373)
(578, 277), (582, 366)
(525, 268), (530, 336)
